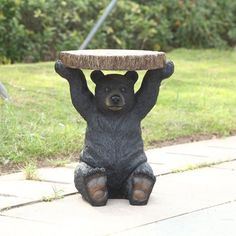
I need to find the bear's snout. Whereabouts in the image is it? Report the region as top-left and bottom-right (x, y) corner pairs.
(105, 93), (125, 111)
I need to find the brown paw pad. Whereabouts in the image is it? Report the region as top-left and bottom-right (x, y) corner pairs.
(86, 175), (108, 205)
(132, 189), (147, 201)
(130, 175), (154, 205)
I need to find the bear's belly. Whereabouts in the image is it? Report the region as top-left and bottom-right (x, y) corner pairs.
(80, 128), (147, 188)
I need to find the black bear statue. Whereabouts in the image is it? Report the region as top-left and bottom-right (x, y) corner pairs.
(55, 60), (174, 206)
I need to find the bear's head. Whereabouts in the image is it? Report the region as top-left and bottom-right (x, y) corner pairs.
(91, 70), (138, 113)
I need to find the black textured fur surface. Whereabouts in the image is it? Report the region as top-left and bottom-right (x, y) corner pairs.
(55, 60), (174, 206)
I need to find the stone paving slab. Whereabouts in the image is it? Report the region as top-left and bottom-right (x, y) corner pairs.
(148, 145), (236, 162)
(148, 153), (207, 175)
(0, 172), (25, 181)
(0, 196), (32, 211)
(0, 180), (75, 199)
(0, 136), (235, 212)
(212, 160), (236, 171)
(0, 215), (70, 236)
(114, 201), (236, 236)
(0, 136), (235, 234)
(0, 167), (74, 184)
(36, 167), (74, 184)
(2, 166), (236, 236)
(0, 180), (76, 211)
(157, 138), (236, 160)
(206, 136), (236, 149)
(147, 136), (236, 174)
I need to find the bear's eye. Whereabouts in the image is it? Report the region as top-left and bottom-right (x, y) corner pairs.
(104, 87), (110, 93)
(120, 87), (126, 93)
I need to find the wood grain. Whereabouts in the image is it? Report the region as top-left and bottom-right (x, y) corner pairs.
(59, 49), (166, 70)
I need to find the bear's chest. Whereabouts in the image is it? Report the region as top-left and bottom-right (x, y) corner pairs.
(85, 112), (142, 154)
(91, 112), (139, 137)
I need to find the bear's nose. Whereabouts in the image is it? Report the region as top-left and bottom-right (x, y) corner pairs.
(111, 95), (121, 104)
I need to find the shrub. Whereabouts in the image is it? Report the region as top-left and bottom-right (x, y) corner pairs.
(0, 0), (236, 63)
(0, 0), (107, 63)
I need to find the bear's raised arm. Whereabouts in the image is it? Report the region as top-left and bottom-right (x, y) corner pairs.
(55, 60), (94, 121)
(134, 61), (174, 120)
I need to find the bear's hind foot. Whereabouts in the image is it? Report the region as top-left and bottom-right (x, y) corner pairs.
(129, 174), (155, 206)
(85, 174), (108, 206)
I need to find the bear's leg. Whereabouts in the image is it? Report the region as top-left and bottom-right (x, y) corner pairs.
(74, 162), (108, 206)
(126, 162), (156, 205)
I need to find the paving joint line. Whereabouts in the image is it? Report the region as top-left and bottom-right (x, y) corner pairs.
(155, 158), (236, 177)
(36, 179), (72, 185)
(0, 192), (77, 213)
(208, 146), (236, 150)
(0, 212), (54, 224)
(0, 193), (18, 197)
(111, 199), (236, 236)
(165, 152), (208, 158)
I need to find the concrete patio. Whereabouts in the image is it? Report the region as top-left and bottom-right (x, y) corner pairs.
(0, 136), (236, 236)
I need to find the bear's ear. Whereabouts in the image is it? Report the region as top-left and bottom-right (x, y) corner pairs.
(124, 71), (138, 84)
(90, 70), (105, 84)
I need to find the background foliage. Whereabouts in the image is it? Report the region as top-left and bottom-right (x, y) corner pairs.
(0, 0), (236, 63)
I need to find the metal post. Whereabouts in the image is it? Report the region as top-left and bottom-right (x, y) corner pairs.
(0, 82), (9, 100)
(79, 0), (118, 50)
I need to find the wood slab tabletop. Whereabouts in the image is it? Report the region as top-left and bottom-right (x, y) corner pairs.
(59, 49), (166, 70)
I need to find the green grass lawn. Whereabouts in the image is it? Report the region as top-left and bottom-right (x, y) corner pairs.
(0, 49), (236, 167)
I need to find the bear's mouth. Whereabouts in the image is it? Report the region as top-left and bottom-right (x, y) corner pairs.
(108, 106), (123, 111)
